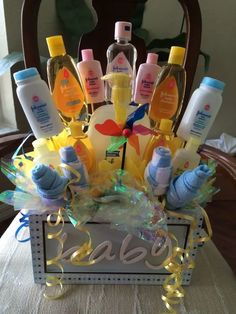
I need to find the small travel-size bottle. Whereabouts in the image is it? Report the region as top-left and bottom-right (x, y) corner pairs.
(134, 53), (161, 104)
(65, 121), (95, 172)
(32, 138), (61, 169)
(77, 49), (105, 105)
(143, 119), (174, 164)
(172, 136), (201, 175)
(105, 21), (137, 101)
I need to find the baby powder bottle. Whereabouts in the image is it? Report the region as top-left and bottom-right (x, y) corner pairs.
(13, 68), (63, 139)
(32, 138), (61, 168)
(77, 49), (105, 104)
(177, 77), (225, 142)
(134, 53), (161, 104)
(172, 136), (201, 175)
(106, 21), (137, 101)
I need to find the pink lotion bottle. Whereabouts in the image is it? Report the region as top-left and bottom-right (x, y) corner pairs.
(77, 49), (105, 105)
(134, 53), (161, 104)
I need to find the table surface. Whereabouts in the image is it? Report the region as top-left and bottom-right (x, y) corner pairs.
(0, 213), (236, 314)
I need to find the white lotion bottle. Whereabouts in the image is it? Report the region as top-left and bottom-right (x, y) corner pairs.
(134, 53), (161, 104)
(177, 77), (225, 142)
(14, 67), (63, 139)
(172, 136), (201, 175)
(105, 21), (137, 101)
(77, 49), (105, 104)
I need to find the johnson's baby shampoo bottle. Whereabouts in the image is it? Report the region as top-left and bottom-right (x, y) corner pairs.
(149, 46), (186, 127)
(46, 35), (85, 119)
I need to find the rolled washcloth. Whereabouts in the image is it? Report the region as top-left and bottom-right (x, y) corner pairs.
(59, 146), (89, 190)
(144, 147), (172, 196)
(31, 164), (68, 207)
(166, 164), (212, 210)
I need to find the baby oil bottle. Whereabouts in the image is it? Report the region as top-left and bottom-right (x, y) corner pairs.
(143, 119), (174, 164)
(46, 35), (85, 121)
(149, 46), (186, 128)
(65, 121), (95, 172)
(105, 21), (137, 101)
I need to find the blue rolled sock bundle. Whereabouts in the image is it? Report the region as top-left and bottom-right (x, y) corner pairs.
(144, 147), (172, 196)
(166, 164), (212, 209)
(31, 164), (68, 200)
(59, 146), (89, 189)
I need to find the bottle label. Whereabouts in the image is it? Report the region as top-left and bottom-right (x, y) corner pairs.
(52, 67), (84, 117)
(107, 52), (133, 75)
(139, 73), (155, 99)
(105, 150), (120, 163)
(84, 69), (100, 99)
(150, 76), (178, 121)
(190, 103), (212, 137)
(31, 96), (55, 133)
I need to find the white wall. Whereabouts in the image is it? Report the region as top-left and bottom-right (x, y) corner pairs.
(2, 0), (236, 138)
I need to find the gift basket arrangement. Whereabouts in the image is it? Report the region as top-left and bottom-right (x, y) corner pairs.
(0, 21), (224, 312)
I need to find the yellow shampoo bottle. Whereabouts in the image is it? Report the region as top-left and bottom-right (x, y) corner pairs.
(65, 121), (95, 172)
(143, 119), (174, 164)
(149, 46), (186, 127)
(46, 35), (85, 119)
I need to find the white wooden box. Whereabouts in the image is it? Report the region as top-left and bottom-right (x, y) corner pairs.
(29, 207), (204, 286)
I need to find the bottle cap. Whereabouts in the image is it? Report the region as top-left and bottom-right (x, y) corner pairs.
(185, 136), (201, 152)
(159, 119), (173, 132)
(201, 77), (225, 91)
(114, 21), (132, 41)
(46, 35), (66, 57)
(81, 49), (94, 61)
(32, 138), (50, 155)
(146, 53), (158, 64)
(168, 46), (185, 66)
(59, 146), (79, 163)
(69, 121), (86, 138)
(13, 68), (39, 83)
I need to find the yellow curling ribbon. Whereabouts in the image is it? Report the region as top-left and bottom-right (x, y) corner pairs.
(70, 223), (96, 266)
(43, 163), (96, 299)
(161, 204), (212, 314)
(44, 208), (65, 300)
(59, 164), (96, 266)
